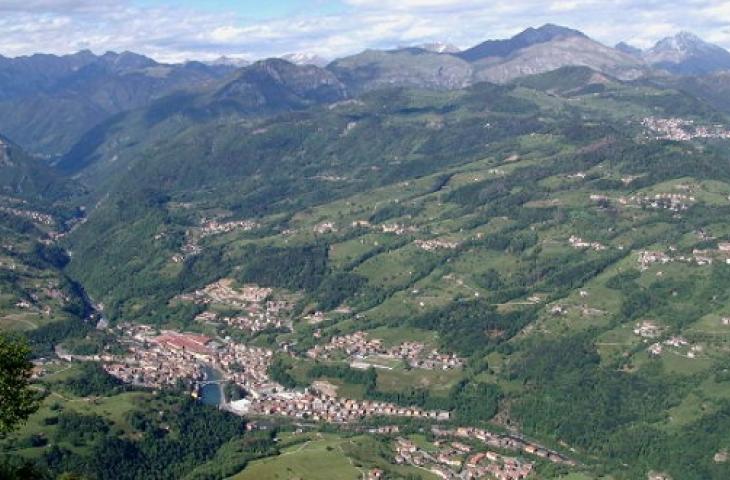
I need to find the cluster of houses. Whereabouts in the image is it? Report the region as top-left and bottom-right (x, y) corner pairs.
(306, 331), (463, 370)
(313, 222), (337, 234)
(172, 218), (259, 263)
(0, 206), (54, 226)
(172, 242), (202, 263)
(197, 300), (292, 333)
(634, 322), (704, 359)
(634, 320), (663, 339)
(351, 220), (419, 236)
(394, 437), (534, 480)
(637, 250), (672, 269)
(307, 331), (383, 358)
(637, 243), (730, 270)
(199, 218), (259, 238)
(238, 389), (450, 423)
(101, 324), (277, 394)
(382, 223), (419, 235)
(415, 238), (460, 252)
(590, 191), (697, 212)
(568, 235), (607, 251)
(642, 117), (730, 142)
(624, 193), (696, 212)
(648, 335), (703, 359)
(464, 451), (534, 480)
(432, 427), (575, 466)
(182, 279), (273, 306)
(100, 325), (462, 426)
(179, 280), (294, 333)
(103, 328), (209, 388)
(305, 311), (328, 324)
(217, 342), (279, 393)
(15, 300), (33, 309)
(352, 220), (372, 229)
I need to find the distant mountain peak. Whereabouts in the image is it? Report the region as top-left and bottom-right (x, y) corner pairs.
(653, 31), (710, 53)
(615, 42), (642, 57)
(204, 56), (251, 68)
(645, 31), (730, 75)
(99, 50), (158, 70)
(218, 57), (346, 105)
(518, 23), (587, 42)
(675, 31), (705, 44)
(457, 23), (586, 62)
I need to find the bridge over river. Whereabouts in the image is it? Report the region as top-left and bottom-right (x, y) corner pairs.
(198, 366), (226, 407)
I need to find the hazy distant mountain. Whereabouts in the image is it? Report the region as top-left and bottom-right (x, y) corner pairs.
(470, 31), (646, 83)
(643, 31), (730, 75)
(215, 58), (346, 107)
(3, 27), (724, 160)
(6, 26), (729, 159)
(328, 25), (646, 92)
(203, 56), (251, 68)
(615, 42), (642, 57)
(451, 24), (644, 84)
(0, 51), (230, 155)
(281, 53), (329, 67)
(328, 48), (473, 94)
(0, 50), (97, 99)
(58, 58), (348, 178)
(457, 24), (587, 62)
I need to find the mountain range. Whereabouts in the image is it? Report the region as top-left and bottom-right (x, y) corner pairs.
(2, 24), (730, 159)
(0, 51), (232, 156)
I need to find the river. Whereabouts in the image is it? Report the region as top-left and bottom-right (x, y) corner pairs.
(200, 365), (226, 407)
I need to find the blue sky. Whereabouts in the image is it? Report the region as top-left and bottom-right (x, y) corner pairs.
(0, 1), (729, 62)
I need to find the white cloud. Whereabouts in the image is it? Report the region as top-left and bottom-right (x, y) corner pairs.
(343, 0), (485, 11)
(0, 0), (728, 62)
(0, 0), (119, 13)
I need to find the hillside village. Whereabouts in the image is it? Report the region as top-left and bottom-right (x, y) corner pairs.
(306, 331), (464, 370)
(391, 424), (578, 480)
(175, 279), (295, 333)
(642, 117), (730, 141)
(0, 205), (54, 226)
(172, 218), (260, 263)
(99, 323), (455, 424)
(394, 437), (534, 480)
(87, 320), (579, 476)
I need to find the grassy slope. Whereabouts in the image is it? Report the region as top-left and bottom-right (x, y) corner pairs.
(232, 434), (437, 480)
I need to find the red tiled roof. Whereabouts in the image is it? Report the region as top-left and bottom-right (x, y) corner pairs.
(153, 333), (212, 354)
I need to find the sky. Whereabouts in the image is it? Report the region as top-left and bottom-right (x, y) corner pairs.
(1, 0), (730, 63)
